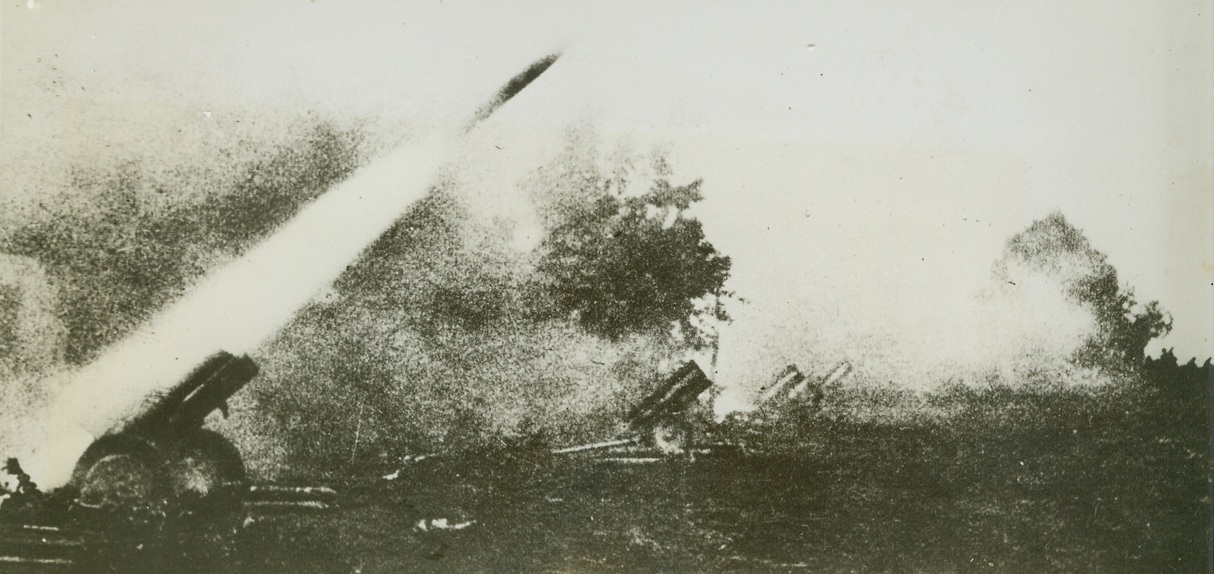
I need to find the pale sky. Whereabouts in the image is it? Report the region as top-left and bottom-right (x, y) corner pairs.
(3, 0), (1212, 381)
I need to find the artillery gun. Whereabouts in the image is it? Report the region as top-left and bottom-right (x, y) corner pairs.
(553, 361), (715, 458)
(756, 362), (850, 411)
(43, 54), (562, 508)
(0, 53), (565, 571)
(622, 361), (714, 455)
(67, 351), (257, 507)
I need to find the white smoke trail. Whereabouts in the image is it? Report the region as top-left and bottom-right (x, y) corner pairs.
(29, 133), (456, 486)
(0, 254), (67, 467)
(28, 51), (564, 487)
(21, 48), (564, 487)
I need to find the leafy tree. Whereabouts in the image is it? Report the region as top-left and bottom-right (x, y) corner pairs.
(537, 175), (731, 345)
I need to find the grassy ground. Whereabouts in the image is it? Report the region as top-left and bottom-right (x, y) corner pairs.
(218, 375), (1208, 574)
(7, 369), (1209, 573)
(220, 407), (1205, 574)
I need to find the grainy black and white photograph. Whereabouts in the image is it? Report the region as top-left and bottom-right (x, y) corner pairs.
(1, 2), (1211, 572)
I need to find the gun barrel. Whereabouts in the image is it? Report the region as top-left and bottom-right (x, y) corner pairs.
(758, 365), (806, 403)
(625, 362), (712, 429)
(174, 353), (258, 428)
(788, 361), (851, 400)
(122, 351), (259, 436)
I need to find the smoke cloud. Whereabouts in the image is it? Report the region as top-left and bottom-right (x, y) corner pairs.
(2, 99), (1164, 484)
(0, 254), (67, 469)
(0, 113), (707, 483)
(219, 125), (701, 478)
(717, 209), (1162, 414)
(0, 107), (390, 485)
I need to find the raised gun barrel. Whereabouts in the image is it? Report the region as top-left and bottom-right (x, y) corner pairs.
(121, 351), (259, 438)
(757, 365), (806, 404)
(625, 361), (713, 430)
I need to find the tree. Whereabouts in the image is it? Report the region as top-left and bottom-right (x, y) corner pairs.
(537, 175), (731, 344)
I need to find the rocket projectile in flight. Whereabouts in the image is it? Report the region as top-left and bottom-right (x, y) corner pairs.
(466, 53), (560, 130)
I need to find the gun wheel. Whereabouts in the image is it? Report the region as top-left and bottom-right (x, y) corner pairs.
(172, 429), (247, 499)
(650, 421), (691, 456)
(72, 435), (170, 509)
(78, 453), (166, 508)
